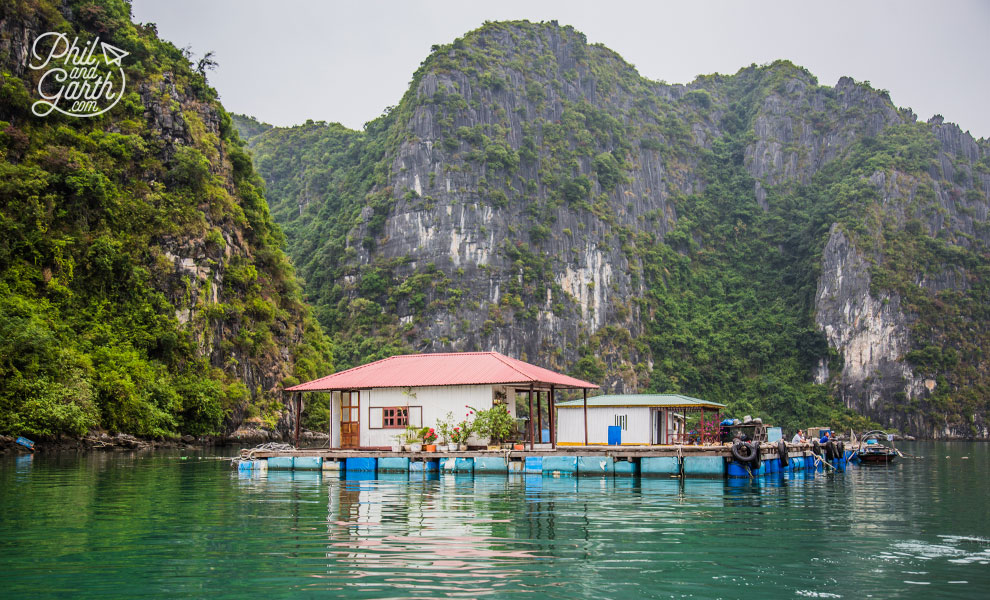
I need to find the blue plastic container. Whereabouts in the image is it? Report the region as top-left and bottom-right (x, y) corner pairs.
(641, 457), (679, 476)
(607, 426), (622, 445)
(578, 455), (614, 475)
(683, 456), (725, 477)
(345, 457), (377, 472)
(541, 428), (550, 443)
(453, 457), (474, 473)
(475, 456), (509, 473)
(409, 459), (439, 472)
(524, 456), (544, 474)
(267, 456), (293, 470)
(542, 455), (577, 475)
(727, 460), (750, 478)
(378, 457), (410, 472)
(294, 456), (323, 470)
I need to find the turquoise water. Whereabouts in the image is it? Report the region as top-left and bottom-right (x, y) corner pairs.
(1, 442), (988, 599)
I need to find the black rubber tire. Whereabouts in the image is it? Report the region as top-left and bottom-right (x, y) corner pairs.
(825, 440), (836, 461)
(731, 440), (754, 463)
(751, 442), (762, 469)
(836, 441), (845, 459)
(777, 439), (789, 467)
(812, 439), (821, 456)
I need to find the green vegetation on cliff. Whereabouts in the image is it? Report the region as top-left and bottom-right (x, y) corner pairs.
(0, 0), (332, 438)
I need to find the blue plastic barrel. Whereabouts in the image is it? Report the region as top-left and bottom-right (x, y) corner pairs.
(524, 456), (543, 474)
(344, 457), (377, 472)
(409, 459), (439, 472)
(727, 461), (750, 478)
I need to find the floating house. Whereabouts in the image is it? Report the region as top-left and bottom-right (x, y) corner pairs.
(555, 394), (725, 446)
(285, 352), (598, 449)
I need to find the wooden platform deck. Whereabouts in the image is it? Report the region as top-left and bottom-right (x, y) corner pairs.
(249, 442), (845, 460)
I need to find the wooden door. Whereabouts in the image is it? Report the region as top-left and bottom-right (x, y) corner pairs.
(341, 391), (360, 448)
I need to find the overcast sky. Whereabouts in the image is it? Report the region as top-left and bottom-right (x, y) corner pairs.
(131, 0), (990, 139)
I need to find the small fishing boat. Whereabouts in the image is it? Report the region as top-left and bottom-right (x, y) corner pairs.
(856, 430), (899, 464)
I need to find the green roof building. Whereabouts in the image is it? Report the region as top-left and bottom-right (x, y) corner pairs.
(556, 394), (725, 446)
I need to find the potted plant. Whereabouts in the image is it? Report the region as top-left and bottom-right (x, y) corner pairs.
(452, 419), (472, 451)
(423, 427), (437, 452)
(390, 432), (403, 453)
(404, 425), (423, 452)
(470, 404), (515, 450)
(436, 412), (455, 449)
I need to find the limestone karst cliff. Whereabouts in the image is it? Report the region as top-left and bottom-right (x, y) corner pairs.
(246, 21), (989, 438)
(0, 0), (331, 438)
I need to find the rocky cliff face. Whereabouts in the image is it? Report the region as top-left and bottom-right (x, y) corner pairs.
(814, 226), (925, 428)
(246, 20), (989, 437)
(0, 0), (330, 438)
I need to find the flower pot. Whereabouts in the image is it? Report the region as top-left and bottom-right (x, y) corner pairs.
(425, 444), (437, 452)
(487, 445), (501, 451)
(410, 443), (423, 452)
(403, 444), (411, 452)
(513, 443), (525, 451)
(447, 443), (458, 452)
(390, 444), (401, 452)
(458, 444), (468, 451)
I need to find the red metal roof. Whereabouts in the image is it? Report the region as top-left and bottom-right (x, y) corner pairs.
(286, 352), (599, 392)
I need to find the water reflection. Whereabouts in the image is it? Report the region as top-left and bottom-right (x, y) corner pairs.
(318, 476), (546, 597)
(2, 444), (988, 599)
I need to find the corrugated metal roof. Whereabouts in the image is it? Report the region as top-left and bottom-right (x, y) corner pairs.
(286, 352), (599, 392)
(555, 394), (725, 408)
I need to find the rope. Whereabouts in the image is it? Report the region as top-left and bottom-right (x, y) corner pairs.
(238, 442), (295, 462)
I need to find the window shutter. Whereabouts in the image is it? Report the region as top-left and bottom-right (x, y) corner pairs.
(369, 407), (383, 429)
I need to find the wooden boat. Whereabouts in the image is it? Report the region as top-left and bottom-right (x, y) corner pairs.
(856, 430), (899, 463)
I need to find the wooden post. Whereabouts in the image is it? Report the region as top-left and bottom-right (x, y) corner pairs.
(549, 386), (556, 448)
(293, 392), (301, 448)
(582, 388), (588, 446)
(328, 391), (334, 449)
(528, 384), (535, 450)
(537, 390), (543, 445)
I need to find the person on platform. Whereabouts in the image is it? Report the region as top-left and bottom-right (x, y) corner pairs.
(791, 429), (806, 444)
(819, 430), (832, 444)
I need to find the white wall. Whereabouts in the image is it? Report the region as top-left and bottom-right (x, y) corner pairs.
(355, 384), (511, 447)
(557, 406), (652, 444)
(330, 392), (341, 448)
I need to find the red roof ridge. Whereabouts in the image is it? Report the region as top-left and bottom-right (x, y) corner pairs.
(487, 351), (538, 382)
(292, 353), (404, 388)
